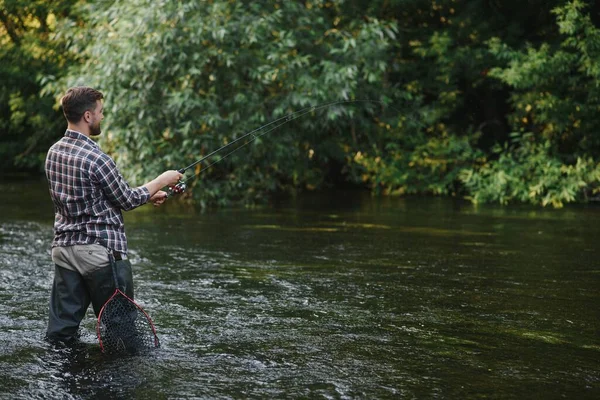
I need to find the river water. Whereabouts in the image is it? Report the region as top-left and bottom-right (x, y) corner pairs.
(0, 179), (598, 399)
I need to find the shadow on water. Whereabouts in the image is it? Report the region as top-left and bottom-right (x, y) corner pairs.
(0, 179), (599, 399)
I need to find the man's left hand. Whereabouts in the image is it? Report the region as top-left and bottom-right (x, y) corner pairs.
(150, 190), (168, 206)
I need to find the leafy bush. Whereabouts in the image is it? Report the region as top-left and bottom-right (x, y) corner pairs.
(0, 1), (74, 173)
(466, 0), (600, 207)
(48, 0), (398, 205)
(5, 0), (596, 208)
(355, 128), (483, 196)
(460, 133), (600, 207)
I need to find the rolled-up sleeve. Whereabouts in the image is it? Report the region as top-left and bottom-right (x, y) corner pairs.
(93, 155), (151, 211)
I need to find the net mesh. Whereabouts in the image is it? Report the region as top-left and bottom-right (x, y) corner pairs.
(97, 290), (160, 354)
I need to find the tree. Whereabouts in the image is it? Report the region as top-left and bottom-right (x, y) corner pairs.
(0, 0), (76, 174)
(36, 0), (600, 207)
(49, 0), (398, 206)
(460, 0), (600, 207)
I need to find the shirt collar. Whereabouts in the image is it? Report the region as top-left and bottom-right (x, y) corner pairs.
(65, 129), (99, 148)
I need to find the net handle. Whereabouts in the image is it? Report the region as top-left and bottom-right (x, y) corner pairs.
(98, 238), (121, 291)
(107, 250), (120, 290)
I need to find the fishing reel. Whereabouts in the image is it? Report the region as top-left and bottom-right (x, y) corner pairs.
(166, 168), (187, 198)
(167, 180), (187, 197)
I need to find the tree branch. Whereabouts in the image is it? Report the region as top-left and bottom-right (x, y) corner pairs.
(0, 9), (21, 45)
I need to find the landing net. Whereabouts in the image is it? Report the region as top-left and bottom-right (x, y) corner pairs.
(97, 289), (160, 354)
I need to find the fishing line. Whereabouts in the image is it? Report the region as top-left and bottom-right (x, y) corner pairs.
(167, 99), (414, 197)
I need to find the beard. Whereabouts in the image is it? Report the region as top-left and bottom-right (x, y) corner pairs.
(89, 119), (102, 136)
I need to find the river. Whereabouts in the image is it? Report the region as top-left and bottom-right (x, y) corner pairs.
(0, 179), (598, 399)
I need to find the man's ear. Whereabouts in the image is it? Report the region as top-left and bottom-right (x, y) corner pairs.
(83, 110), (91, 123)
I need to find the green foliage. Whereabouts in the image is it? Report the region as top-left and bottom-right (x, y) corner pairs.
(354, 126), (483, 196)
(3, 0), (598, 208)
(460, 133), (600, 207)
(345, 0), (564, 201)
(487, 0), (600, 156)
(0, 0), (75, 173)
(49, 0), (398, 205)
(465, 0), (600, 207)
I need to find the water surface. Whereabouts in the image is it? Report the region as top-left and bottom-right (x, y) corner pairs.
(0, 179), (598, 399)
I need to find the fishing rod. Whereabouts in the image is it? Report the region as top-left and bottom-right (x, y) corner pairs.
(166, 99), (404, 197)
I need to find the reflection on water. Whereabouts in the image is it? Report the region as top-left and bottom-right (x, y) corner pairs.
(0, 180), (599, 399)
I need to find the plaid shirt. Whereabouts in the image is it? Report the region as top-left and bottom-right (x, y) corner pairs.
(45, 130), (150, 254)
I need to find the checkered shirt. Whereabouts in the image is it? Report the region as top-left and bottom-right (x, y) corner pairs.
(45, 130), (150, 254)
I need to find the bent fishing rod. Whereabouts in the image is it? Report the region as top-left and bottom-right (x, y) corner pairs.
(165, 99), (405, 197)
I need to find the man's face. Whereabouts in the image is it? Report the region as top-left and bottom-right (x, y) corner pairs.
(88, 100), (104, 136)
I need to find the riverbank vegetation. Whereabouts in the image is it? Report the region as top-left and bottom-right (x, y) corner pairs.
(1, 0), (598, 207)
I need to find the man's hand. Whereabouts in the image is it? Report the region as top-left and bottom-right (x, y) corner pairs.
(150, 190), (168, 207)
(159, 170), (184, 187)
(143, 170), (184, 200)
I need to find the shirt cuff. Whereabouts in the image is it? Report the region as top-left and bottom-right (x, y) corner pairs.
(141, 186), (151, 203)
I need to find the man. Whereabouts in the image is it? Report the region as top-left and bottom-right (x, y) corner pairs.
(45, 86), (182, 343)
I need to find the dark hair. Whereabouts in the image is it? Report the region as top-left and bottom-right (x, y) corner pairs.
(61, 86), (104, 123)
